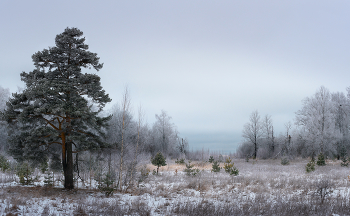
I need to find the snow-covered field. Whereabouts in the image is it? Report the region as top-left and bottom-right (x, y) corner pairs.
(1, 159), (350, 215)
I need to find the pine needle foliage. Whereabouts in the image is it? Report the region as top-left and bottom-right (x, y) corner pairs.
(208, 156), (214, 163)
(1, 27), (111, 189)
(151, 152), (167, 174)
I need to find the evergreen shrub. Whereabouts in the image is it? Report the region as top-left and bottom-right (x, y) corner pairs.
(184, 161), (200, 176)
(223, 157), (239, 176)
(317, 152), (326, 166)
(306, 159), (315, 173)
(211, 161), (221, 172)
(175, 158), (185, 164)
(16, 162), (33, 185)
(281, 156), (290, 165)
(151, 152), (167, 174)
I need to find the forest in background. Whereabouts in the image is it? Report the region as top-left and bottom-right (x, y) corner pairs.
(237, 86), (350, 163)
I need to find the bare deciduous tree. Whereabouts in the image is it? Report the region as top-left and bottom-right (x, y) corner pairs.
(262, 114), (275, 156)
(129, 104), (144, 185)
(295, 86), (335, 156)
(118, 87), (131, 190)
(153, 110), (177, 155)
(242, 110), (264, 159)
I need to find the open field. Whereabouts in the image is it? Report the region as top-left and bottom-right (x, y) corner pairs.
(1, 158), (350, 215)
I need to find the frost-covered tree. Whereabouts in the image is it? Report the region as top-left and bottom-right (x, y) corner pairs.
(242, 110), (263, 159)
(295, 86), (335, 157)
(331, 91), (350, 159)
(152, 110), (178, 155)
(1, 27), (111, 189)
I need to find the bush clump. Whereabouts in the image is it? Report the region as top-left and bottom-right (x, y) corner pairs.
(138, 165), (150, 183)
(281, 156), (290, 165)
(175, 158), (186, 164)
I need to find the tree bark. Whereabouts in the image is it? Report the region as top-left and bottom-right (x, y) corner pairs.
(63, 141), (74, 189)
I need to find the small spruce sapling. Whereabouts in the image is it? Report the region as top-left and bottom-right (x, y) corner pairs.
(317, 152), (326, 166)
(211, 160), (221, 172)
(99, 172), (116, 196)
(151, 152), (167, 174)
(306, 158), (315, 173)
(16, 162), (33, 185)
(40, 160), (49, 174)
(184, 160), (200, 176)
(223, 157), (239, 176)
(208, 156), (214, 163)
(341, 157), (349, 167)
(44, 172), (54, 187)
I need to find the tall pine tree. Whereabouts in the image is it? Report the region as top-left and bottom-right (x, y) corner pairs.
(2, 27), (111, 189)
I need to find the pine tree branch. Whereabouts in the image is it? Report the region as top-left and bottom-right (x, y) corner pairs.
(39, 141), (62, 146)
(41, 117), (59, 131)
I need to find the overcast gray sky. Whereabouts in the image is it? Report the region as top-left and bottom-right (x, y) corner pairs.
(1, 1), (350, 153)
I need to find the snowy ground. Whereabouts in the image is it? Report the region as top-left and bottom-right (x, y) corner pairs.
(1, 159), (350, 215)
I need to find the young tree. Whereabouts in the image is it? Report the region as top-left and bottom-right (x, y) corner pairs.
(242, 110), (263, 159)
(1, 27), (111, 189)
(151, 152), (167, 174)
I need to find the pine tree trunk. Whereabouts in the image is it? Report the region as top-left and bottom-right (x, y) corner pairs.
(63, 141), (74, 189)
